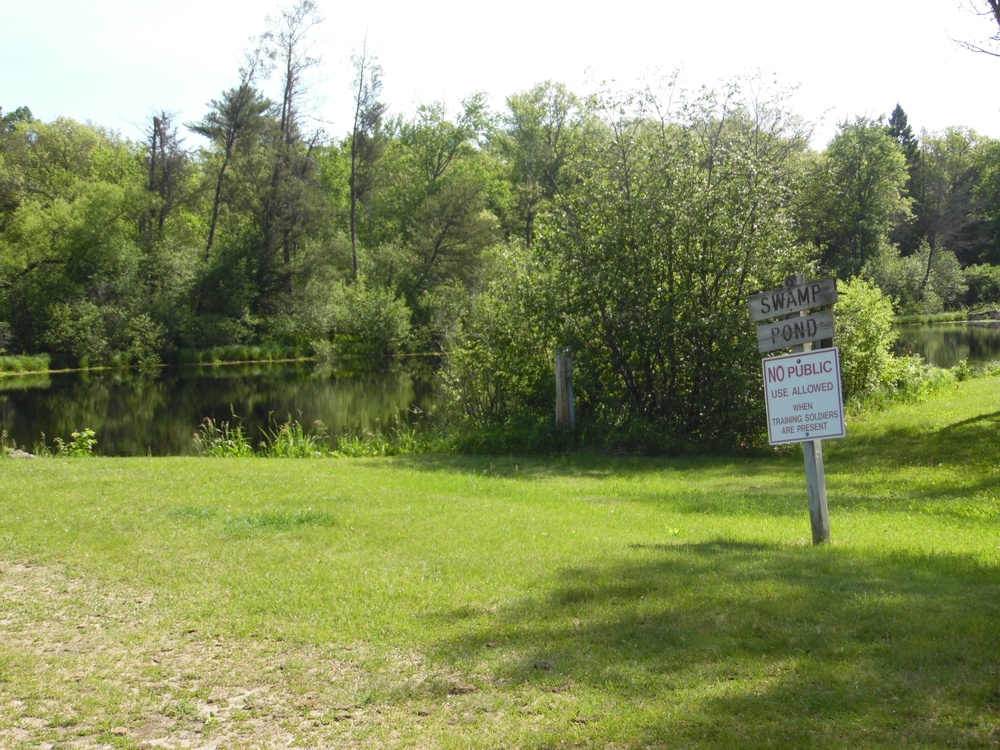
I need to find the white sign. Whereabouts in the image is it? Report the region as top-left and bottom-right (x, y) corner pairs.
(762, 347), (846, 445)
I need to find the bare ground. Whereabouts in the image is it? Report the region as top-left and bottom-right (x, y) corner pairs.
(0, 560), (491, 749)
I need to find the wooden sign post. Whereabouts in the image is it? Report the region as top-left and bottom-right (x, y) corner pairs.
(749, 274), (842, 545)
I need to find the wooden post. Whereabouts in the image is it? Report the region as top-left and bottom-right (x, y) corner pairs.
(786, 274), (831, 545)
(555, 348), (575, 430)
(802, 438), (831, 543)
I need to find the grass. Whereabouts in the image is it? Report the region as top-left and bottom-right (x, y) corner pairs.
(176, 344), (310, 366)
(893, 311), (970, 325)
(0, 378), (998, 748)
(0, 353), (51, 374)
(193, 412), (425, 458)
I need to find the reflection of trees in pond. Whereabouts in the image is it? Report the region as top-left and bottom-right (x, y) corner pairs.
(2, 370), (169, 454)
(177, 366), (425, 438)
(894, 323), (1000, 368)
(2, 362), (439, 455)
(0, 375), (52, 392)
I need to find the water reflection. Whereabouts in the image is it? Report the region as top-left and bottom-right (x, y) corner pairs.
(0, 360), (440, 456)
(894, 322), (1000, 369)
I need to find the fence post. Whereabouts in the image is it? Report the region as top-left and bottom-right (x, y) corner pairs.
(555, 348), (575, 430)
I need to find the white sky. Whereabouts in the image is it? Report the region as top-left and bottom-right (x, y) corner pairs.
(3, 0), (999, 150)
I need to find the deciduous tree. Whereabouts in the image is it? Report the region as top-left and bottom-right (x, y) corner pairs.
(496, 81), (584, 246)
(956, 0), (1000, 55)
(799, 117), (910, 279)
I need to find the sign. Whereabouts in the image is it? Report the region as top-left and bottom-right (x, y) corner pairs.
(762, 347), (846, 445)
(748, 277), (838, 323)
(756, 309), (835, 354)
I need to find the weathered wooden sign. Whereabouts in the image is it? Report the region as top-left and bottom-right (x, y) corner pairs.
(756, 309), (835, 354)
(748, 277), (838, 323)
(747, 273), (840, 545)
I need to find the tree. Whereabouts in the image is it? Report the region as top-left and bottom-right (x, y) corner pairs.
(911, 128), (986, 265)
(258, 0), (326, 301)
(886, 104), (922, 253)
(496, 81), (584, 246)
(378, 96), (500, 296)
(886, 104), (919, 164)
(264, 0), (323, 148)
(189, 51), (271, 259)
(141, 111), (189, 245)
(0, 107), (34, 229)
(972, 136), (1000, 263)
(799, 117), (910, 279)
(956, 0), (1000, 55)
(348, 38), (386, 279)
(448, 79), (812, 446)
(0, 117), (162, 364)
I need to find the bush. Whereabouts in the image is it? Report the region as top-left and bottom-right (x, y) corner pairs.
(193, 416), (255, 457)
(53, 428), (98, 457)
(964, 264), (1000, 308)
(864, 243), (968, 314)
(439, 246), (557, 431)
(863, 241), (921, 310)
(328, 282), (411, 358)
(113, 313), (167, 367)
(259, 416), (326, 458)
(44, 300), (109, 367)
(835, 277), (898, 401)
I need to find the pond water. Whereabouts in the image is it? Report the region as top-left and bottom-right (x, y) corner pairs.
(0, 361), (441, 456)
(893, 322), (1000, 369)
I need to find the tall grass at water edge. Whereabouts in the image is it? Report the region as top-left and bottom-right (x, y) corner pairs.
(893, 311), (970, 325)
(193, 412), (424, 458)
(0, 353), (51, 374)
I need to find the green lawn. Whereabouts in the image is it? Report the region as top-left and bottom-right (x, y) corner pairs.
(1, 377), (998, 748)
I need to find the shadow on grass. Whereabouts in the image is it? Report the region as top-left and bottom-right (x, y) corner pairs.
(396, 402), (999, 522)
(824, 409), (1000, 519)
(827, 409), (1000, 470)
(436, 540), (1000, 748)
(394, 451), (809, 487)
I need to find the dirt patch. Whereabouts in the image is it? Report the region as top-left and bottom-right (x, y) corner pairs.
(0, 560), (475, 749)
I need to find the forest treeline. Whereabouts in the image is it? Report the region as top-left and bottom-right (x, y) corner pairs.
(3, 1), (1000, 448)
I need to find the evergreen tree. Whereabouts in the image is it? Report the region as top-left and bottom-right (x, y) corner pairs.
(886, 104), (922, 254)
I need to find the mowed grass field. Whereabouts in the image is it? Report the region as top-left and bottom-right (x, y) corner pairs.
(0, 377), (998, 749)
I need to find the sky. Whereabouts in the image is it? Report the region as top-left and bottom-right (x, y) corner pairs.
(3, 0), (999, 150)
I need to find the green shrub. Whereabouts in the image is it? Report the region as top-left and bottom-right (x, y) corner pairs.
(114, 313), (167, 367)
(53, 428), (98, 457)
(44, 300), (110, 368)
(864, 243), (968, 314)
(331, 420), (421, 457)
(440, 264), (555, 432)
(0, 429), (16, 457)
(863, 241), (922, 310)
(963, 264), (1000, 308)
(329, 282), (412, 358)
(835, 277), (899, 401)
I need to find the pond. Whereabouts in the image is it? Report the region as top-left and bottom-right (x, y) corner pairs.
(893, 322), (1000, 369)
(0, 360), (441, 457)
